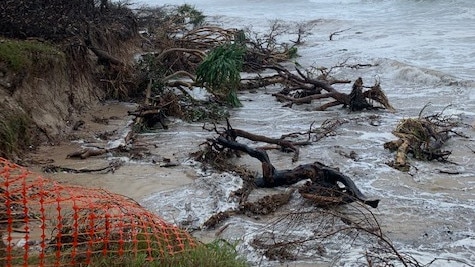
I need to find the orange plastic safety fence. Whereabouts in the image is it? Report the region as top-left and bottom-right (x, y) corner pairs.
(0, 158), (196, 266)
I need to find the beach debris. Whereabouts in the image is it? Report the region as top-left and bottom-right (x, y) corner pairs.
(265, 68), (395, 112)
(195, 121), (380, 210)
(384, 108), (466, 171)
(42, 160), (123, 174)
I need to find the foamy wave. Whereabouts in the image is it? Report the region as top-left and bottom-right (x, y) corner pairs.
(378, 59), (473, 87)
(141, 172), (242, 229)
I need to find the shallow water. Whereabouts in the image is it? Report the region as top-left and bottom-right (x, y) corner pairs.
(140, 87), (475, 266)
(133, 0), (475, 265)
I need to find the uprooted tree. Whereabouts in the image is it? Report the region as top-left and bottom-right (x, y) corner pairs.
(189, 122), (446, 266)
(131, 7), (395, 130)
(266, 68), (394, 112)
(194, 121), (380, 210)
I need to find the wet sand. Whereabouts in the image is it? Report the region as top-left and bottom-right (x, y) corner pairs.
(26, 101), (196, 201)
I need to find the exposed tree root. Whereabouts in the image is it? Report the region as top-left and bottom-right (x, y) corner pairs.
(196, 123), (379, 209)
(384, 109), (465, 171)
(239, 63), (394, 112)
(42, 160), (123, 174)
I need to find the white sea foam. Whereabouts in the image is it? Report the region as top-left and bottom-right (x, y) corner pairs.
(142, 172), (242, 229)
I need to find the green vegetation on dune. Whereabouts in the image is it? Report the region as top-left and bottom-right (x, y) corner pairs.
(0, 39), (64, 72)
(0, 113), (32, 159)
(7, 238), (248, 267)
(196, 43), (246, 107)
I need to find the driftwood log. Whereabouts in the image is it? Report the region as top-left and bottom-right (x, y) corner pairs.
(220, 128), (307, 162)
(128, 106), (168, 129)
(213, 130), (380, 208)
(42, 160), (123, 174)
(203, 119), (343, 163)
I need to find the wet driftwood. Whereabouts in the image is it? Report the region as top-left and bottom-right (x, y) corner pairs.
(212, 128), (380, 209)
(128, 105), (168, 129)
(200, 119), (344, 163)
(42, 160), (123, 174)
(219, 127), (308, 163)
(239, 63), (394, 112)
(384, 111), (462, 171)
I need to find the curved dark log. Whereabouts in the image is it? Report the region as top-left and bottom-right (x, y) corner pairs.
(227, 128), (301, 151)
(215, 137), (379, 208)
(315, 100), (342, 111)
(318, 165), (380, 208)
(216, 136), (271, 165)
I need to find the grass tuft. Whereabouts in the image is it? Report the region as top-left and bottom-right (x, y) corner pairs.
(0, 39), (64, 72)
(0, 113), (32, 158)
(87, 239), (248, 267)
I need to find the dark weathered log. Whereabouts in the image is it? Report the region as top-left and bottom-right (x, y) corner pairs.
(349, 77), (372, 111)
(88, 45), (125, 66)
(67, 148), (108, 159)
(249, 64), (392, 112)
(214, 136), (379, 208)
(222, 128), (305, 161)
(315, 100), (342, 111)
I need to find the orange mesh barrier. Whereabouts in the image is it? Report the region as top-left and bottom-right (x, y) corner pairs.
(0, 158), (195, 266)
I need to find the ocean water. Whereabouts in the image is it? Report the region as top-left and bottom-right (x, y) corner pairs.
(141, 0), (475, 80)
(136, 0), (475, 266)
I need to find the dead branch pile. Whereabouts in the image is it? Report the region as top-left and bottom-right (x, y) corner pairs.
(247, 203), (423, 265)
(130, 7), (396, 132)
(194, 119), (344, 167)
(384, 110), (464, 171)
(243, 65), (395, 112)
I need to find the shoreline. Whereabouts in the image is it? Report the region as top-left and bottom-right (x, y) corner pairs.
(25, 101), (196, 202)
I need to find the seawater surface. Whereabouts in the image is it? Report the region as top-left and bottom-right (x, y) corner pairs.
(135, 0), (475, 265)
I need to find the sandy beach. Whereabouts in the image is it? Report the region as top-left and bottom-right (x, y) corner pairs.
(25, 101), (196, 202)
